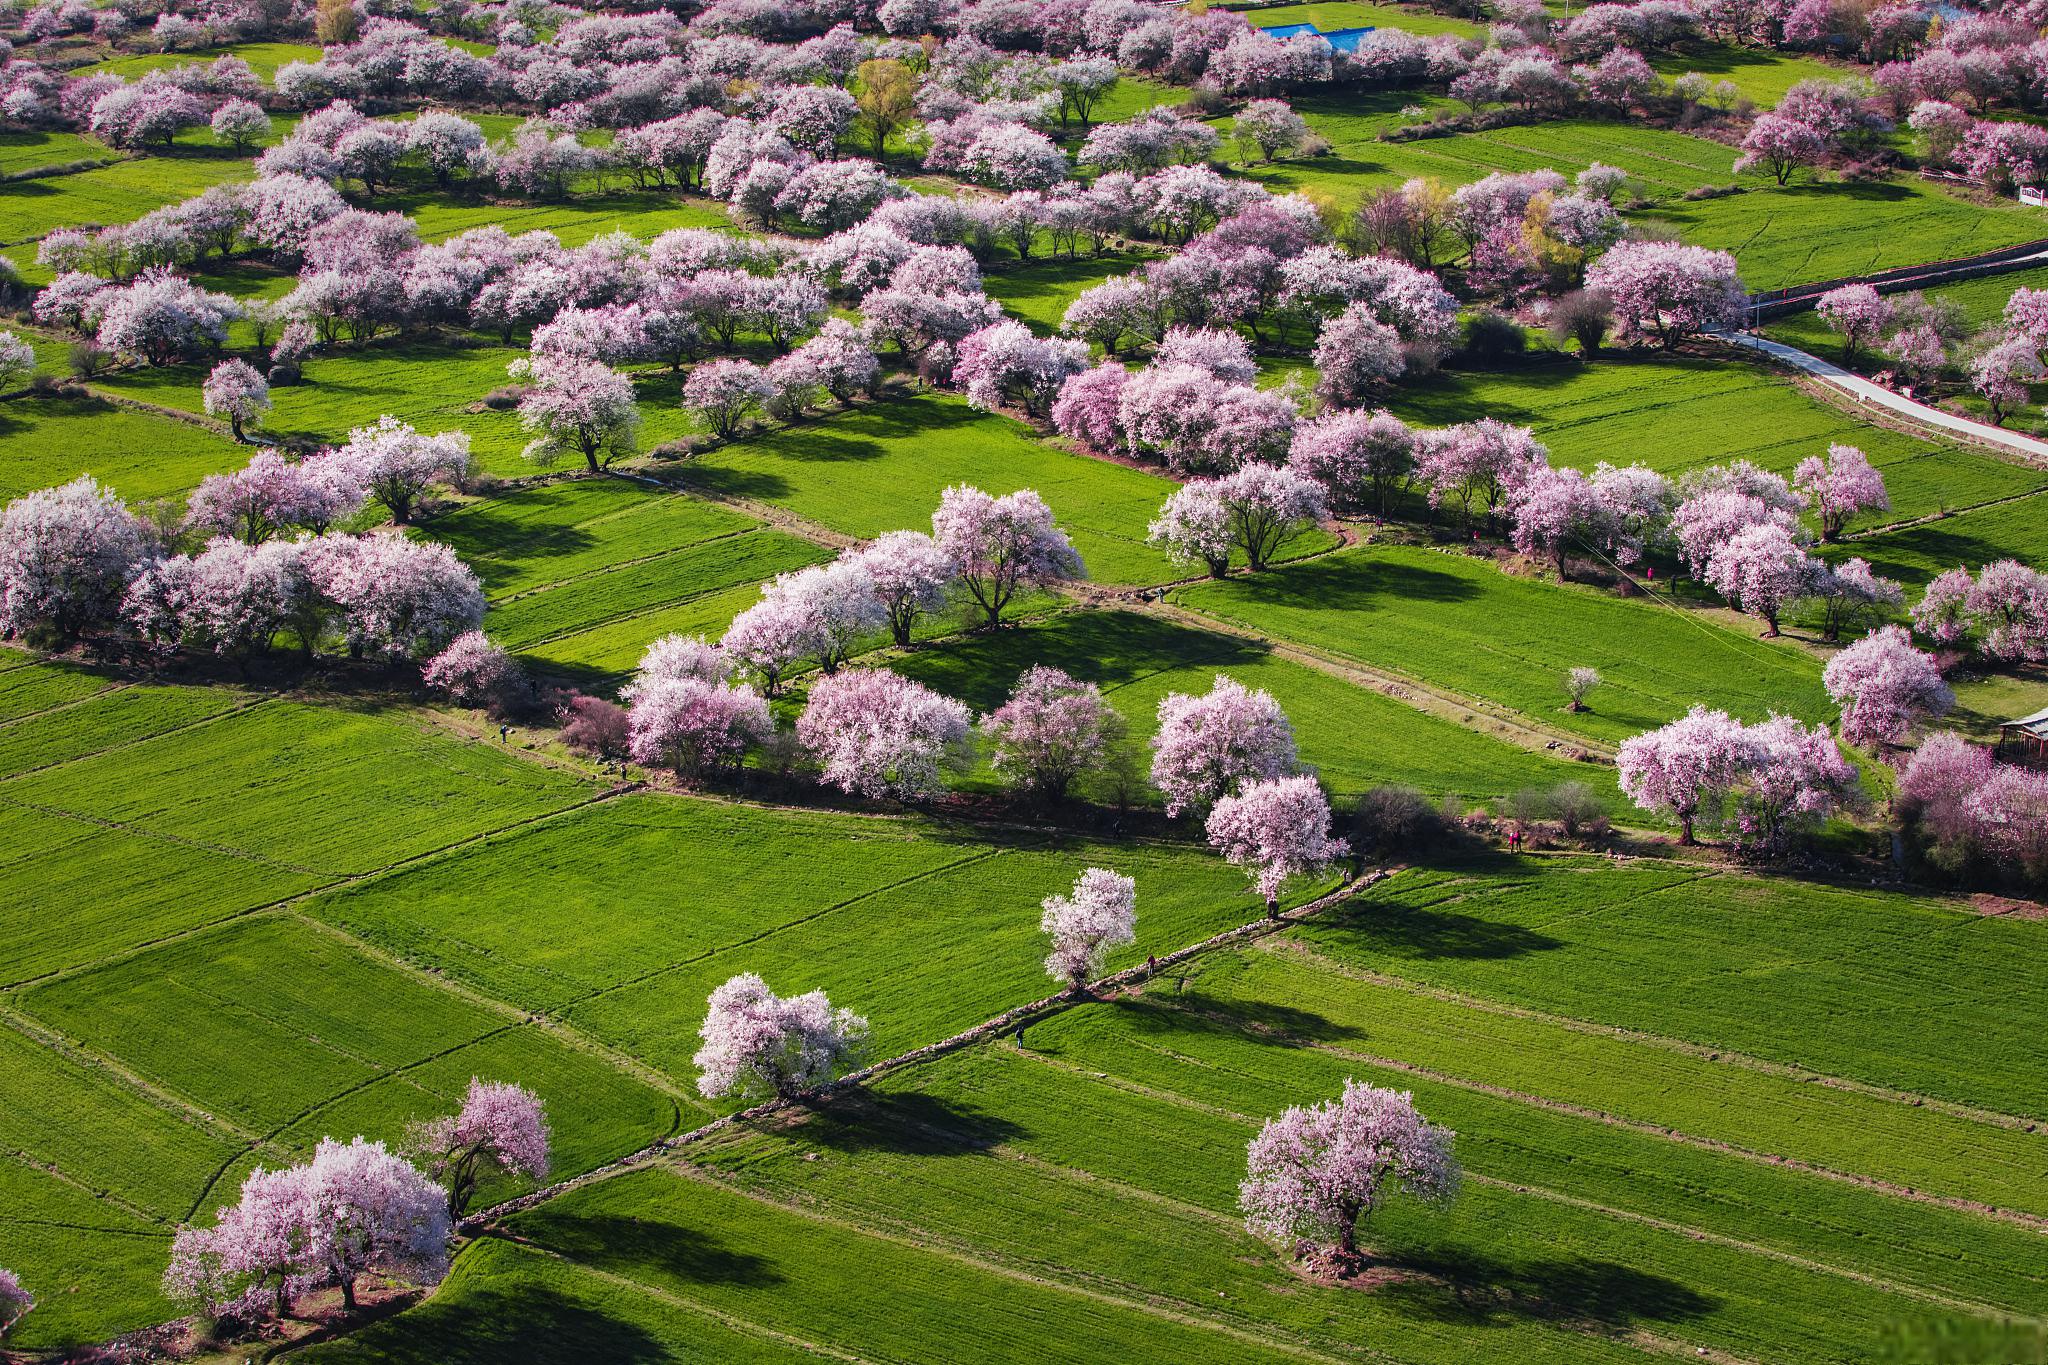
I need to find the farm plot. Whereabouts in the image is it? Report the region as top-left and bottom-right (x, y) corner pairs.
(0, 676), (248, 779)
(1241, 108), (1736, 209)
(304, 791), (1328, 1085)
(0, 128), (118, 178)
(888, 607), (1622, 808)
(1842, 489), (2048, 588)
(1, 698), (593, 879)
(80, 40), (323, 81)
(0, 153), (256, 245)
(393, 189), (734, 247)
(4, 915), (676, 1350)
(1172, 543), (1831, 744)
(422, 477), (831, 677)
(0, 654), (117, 722)
(1305, 856), (2048, 1118)
(982, 251), (1158, 335)
(1388, 354), (2048, 529)
(1645, 179), (2048, 292)
(0, 394), (240, 502)
(1247, 1), (1484, 38)
(485, 529), (827, 661)
(675, 392), (1195, 585)
(297, 1236), (818, 1365)
(670, 1007), (2048, 1364)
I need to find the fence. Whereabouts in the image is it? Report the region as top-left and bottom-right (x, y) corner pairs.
(1748, 236), (2048, 321)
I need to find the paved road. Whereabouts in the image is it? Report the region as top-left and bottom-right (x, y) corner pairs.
(1722, 331), (2048, 464)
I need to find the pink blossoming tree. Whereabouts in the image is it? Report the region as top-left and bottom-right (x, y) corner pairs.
(1206, 774), (1348, 915)
(798, 667), (975, 800)
(983, 665), (1124, 799)
(693, 972), (871, 1101)
(931, 485), (1085, 628)
(1615, 704), (1755, 844)
(0, 476), (148, 637)
(1150, 674), (1298, 817)
(202, 359), (271, 441)
(1792, 444), (1888, 541)
(850, 531), (953, 647)
(1041, 866), (1138, 990)
(627, 675), (773, 778)
(1822, 624), (1954, 748)
(1239, 1080), (1458, 1261)
(403, 1078), (551, 1216)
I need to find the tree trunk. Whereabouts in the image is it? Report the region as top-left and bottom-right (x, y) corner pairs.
(1679, 814), (1696, 846)
(1266, 897), (1279, 920)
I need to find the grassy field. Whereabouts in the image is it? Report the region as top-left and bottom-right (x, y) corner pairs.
(98, 338), (704, 478)
(1644, 179), (2048, 292)
(983, 250), (1158, 335)
(673, 392), (1192, 586)
(326, 917), (2048, 1365)
(80, 40), (323, 81)
(1838, 488), (2048, 588)
(1311, 856), (2048, 1116)
(1390, 353), (2048, 531)
(1247, 0), (1483, 37)
(0, 393), (241, 502)
(306, 790), (1336, 1085)
(889, 606), (1622, 807)
(0, 129), (120, 178)
(1171, 543), (1831, 744)
(0, 151), (257, 245)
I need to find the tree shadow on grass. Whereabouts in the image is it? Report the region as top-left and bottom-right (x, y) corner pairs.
(1374, 1244), (1716, 1332)
(520, 1214), (785, 1289)
(344, 1280), (676, 1364)
(667, 462), (796, 501)
(889, 609), (1272, 713)
(1109, 989), (1364, 1047)
(1187, 551), (1480, 613)
(1315, 902), (1564, 962)
(795, 1086), (1030, 1157)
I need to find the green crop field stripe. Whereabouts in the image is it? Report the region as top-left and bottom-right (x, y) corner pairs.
(648, 1164), (1369, 1365)
(473, 1233), (880, 1363)
(0, 791), (328, 876)
(1258, 934), (2048, 1133)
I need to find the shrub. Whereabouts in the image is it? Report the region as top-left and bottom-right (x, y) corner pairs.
(1461, 311), (1526, 364)
(1353, 784), (1445, 856)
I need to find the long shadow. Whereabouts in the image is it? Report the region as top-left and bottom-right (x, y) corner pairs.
(334, 1281), (674, 1364)
(667, 463), (795, 500)
(1315, 902), (1565, 962)
(1109, 989), (1364, 1047)
(889, 609), (1272, 713)
(797, 1087), (1031, 1157)
(1185, 551), (1481, 612)
(1376, 1244), (1716, 1331)
(518, 1212), (785, 1289)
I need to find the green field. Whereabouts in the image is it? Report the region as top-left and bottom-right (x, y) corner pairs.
(0, 152), (257, 245)
(1839, 489), (2048, 588)
(1390, 353), (2048, 532)
(306, 791), (1336, 1084)
(0, 394), (241, 502)
(0, 129), (120, 178)
(1767, 263), (2048, 360)
(1172, 543), (1831, 743)
(890, 606), (1620, 807)
(674, 392), (1193, 586)
(79, 40), (323, 81)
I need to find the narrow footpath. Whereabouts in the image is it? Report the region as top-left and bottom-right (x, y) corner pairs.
(1722, 331), (2048, 465)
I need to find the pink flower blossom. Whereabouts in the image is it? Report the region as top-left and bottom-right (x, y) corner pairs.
(693, 972), (871, 1101)
(931, 485), (1085, 627)
(798, 667), (974, 800)
(984, 665), (1123, 798)
(1206, 774), (1347, 907)
(1822, 624), (1953, 748)
(1150, 674), (1297, 816)
(1041, 866), (1138, 988)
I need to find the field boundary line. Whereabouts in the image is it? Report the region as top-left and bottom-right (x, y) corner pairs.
(1013, 1045), (2048, 1330)
(0, 1145), (176, 1231)
(0, 1006), (273, 1153)
(1261, 937), (2047, 1133)
(0, 792), (329, 878)
(463, 870), (1386, 1231)
(0, 689), (272, 782)
(613, 469), (857, 551)
(0, 677), (127, 731)
(655, 1163), (1377, 1365)
(1289, 1035), (2048, 1233)
(550, 845), (1013, 1016)
(4, 785), (623, 993)
(286, 909), (702, 1112)
(1135, 596), (1616, 759)
(480, 523), (771, 607)
(466, 1232), (879, 1365)
(1841, 486), (2048, 544)
(1463, 1172), (2048, 1329)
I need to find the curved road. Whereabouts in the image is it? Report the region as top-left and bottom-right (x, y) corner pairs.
(1722, 331), (2048, 465)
